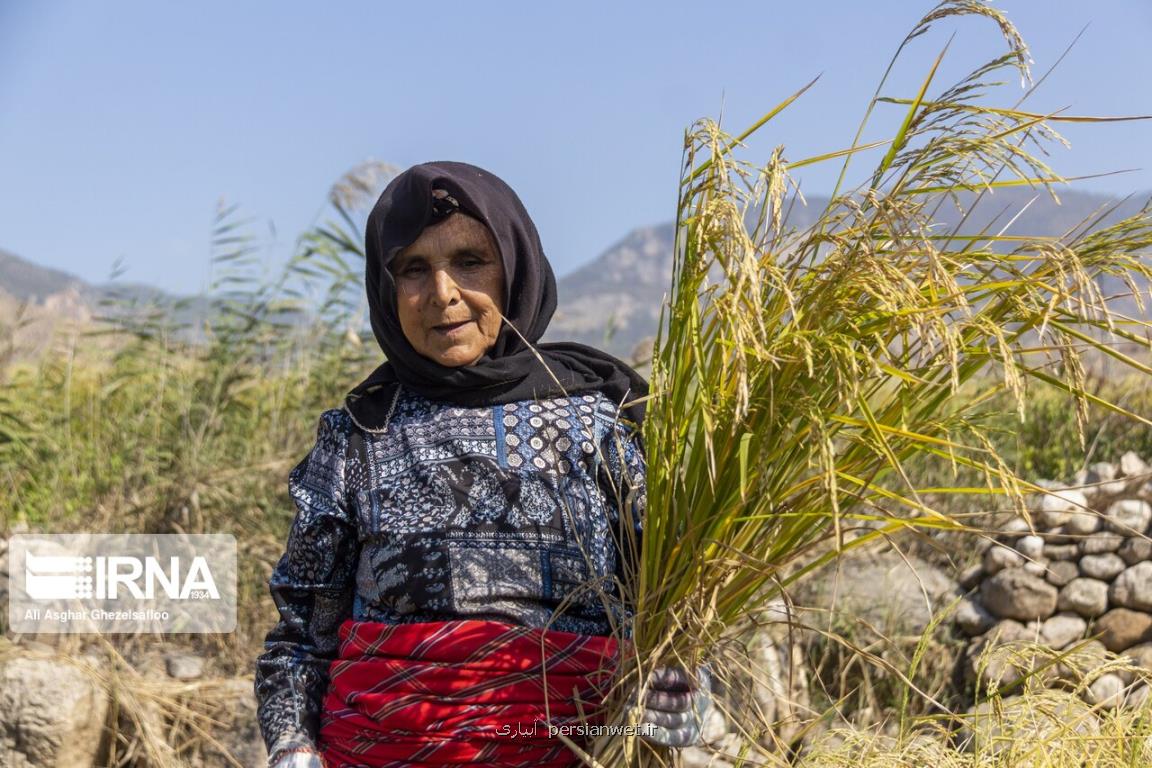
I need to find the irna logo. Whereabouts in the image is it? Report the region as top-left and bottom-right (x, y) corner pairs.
(25, 551), (220, 601)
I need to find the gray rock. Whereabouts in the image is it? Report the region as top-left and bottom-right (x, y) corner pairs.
(1016, 535), (1045, 560)
(1080, 532), (1124, 555)
(1087, 461), (1128, 496)
(1118, 537), (1152, 565)
(1057, 578), (1109, 618)
(682, 747), (733, 768)
(1057, 638), (1109, 683)
(1120, 642), (1152, 674)
(164, 653), (204, 681)
(1094, 608), (1152, 652)
(747, 616), (809, 745)
(1127, 683), (1150, 708)
(1040, 613), (1087, 649)
(959, 564), (984, 591)
(1090, 461), (1119, 482)
(1119, 451), (1149, 481)
(793, 547), (958, 637)
(987, 619), (1031, 643)
(194, 678), (269, 768)
(963, 620), (1033, 688)
(0, 549), (7, 623)
(1073, 468), (1095, 499)
(1045, 525), (1078, 545)
(1087, 673), (1127, 709)
(0, 652), (109, 768)
(1039, 488), (1089, 528)
(1023, 559), (1049, 577)
(1046, 543), (1081, 561)
(1110, 562), (1152, 611)
(983, 544), (1024, 575)
(1046, 560), (1080, 587)
(1002, 516), (1033, 535)
(1064, 507), (1102, 536)
(1079, 552), (1127, 581)
(956, 597), (996, 637)
(1105, 499), (1152, 535)
(981, 569), (1059, 621)
(698, 705), (728, 744)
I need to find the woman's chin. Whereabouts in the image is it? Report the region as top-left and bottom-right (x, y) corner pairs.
(426, 344), (486, 368)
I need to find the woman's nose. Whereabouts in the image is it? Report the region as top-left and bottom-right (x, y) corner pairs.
(429, 268), (460, 305)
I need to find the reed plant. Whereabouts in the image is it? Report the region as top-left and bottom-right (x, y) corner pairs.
(587, 2), (1152, 765)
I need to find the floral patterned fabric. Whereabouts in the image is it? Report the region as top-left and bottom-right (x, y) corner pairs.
(254, 388), (646, 760)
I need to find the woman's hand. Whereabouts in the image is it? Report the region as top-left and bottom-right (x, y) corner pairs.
(636, 665), (713, 748)
(269, 747), (325, 768)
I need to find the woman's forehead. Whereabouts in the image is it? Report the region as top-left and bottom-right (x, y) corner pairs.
(395, 214), (499, 261)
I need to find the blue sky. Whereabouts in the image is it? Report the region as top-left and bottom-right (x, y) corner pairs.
(1, 1), (1149, 296)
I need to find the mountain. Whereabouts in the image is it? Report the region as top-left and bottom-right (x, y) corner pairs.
(0, 248), (90, 304)
(0, 249), (219, 364)
(543, 224), (675, 359)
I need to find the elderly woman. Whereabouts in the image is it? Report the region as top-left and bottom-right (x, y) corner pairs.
(255, 162), (705, 768)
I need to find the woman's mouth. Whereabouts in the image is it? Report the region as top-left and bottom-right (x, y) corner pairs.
(433, 320), (473, 336)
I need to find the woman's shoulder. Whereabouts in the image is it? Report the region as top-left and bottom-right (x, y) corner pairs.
(319, 405), (355, 429)
(501, 390), (641, 439)
(306, 406), (357, 443)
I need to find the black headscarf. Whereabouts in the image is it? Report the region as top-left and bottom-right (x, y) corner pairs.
(345, 161), (648, 430)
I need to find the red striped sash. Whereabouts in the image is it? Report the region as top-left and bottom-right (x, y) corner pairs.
(318, 619), (620, 767)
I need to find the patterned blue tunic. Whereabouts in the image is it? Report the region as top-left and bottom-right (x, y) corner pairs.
(254, 388), (647, 758)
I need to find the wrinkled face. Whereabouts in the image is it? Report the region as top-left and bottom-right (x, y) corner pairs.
(390, 213), (506, 367)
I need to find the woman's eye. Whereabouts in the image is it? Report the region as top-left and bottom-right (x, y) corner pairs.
(460, 254), (486, 268)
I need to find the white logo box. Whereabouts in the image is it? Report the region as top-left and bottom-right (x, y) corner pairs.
(8, 534), (236, 634)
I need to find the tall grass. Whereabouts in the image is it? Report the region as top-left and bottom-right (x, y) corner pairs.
(590, 2), (1152, 765)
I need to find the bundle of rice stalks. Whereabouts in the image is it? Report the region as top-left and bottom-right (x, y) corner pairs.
(590, 2), (1152, 765)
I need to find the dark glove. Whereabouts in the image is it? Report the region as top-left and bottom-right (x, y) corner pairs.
(635, 665), (713, 748)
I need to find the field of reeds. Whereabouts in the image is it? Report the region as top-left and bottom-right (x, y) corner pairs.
(2, 1), (1152, 766)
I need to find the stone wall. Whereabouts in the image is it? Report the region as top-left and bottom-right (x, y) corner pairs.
(957, 451), (1152, 707)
